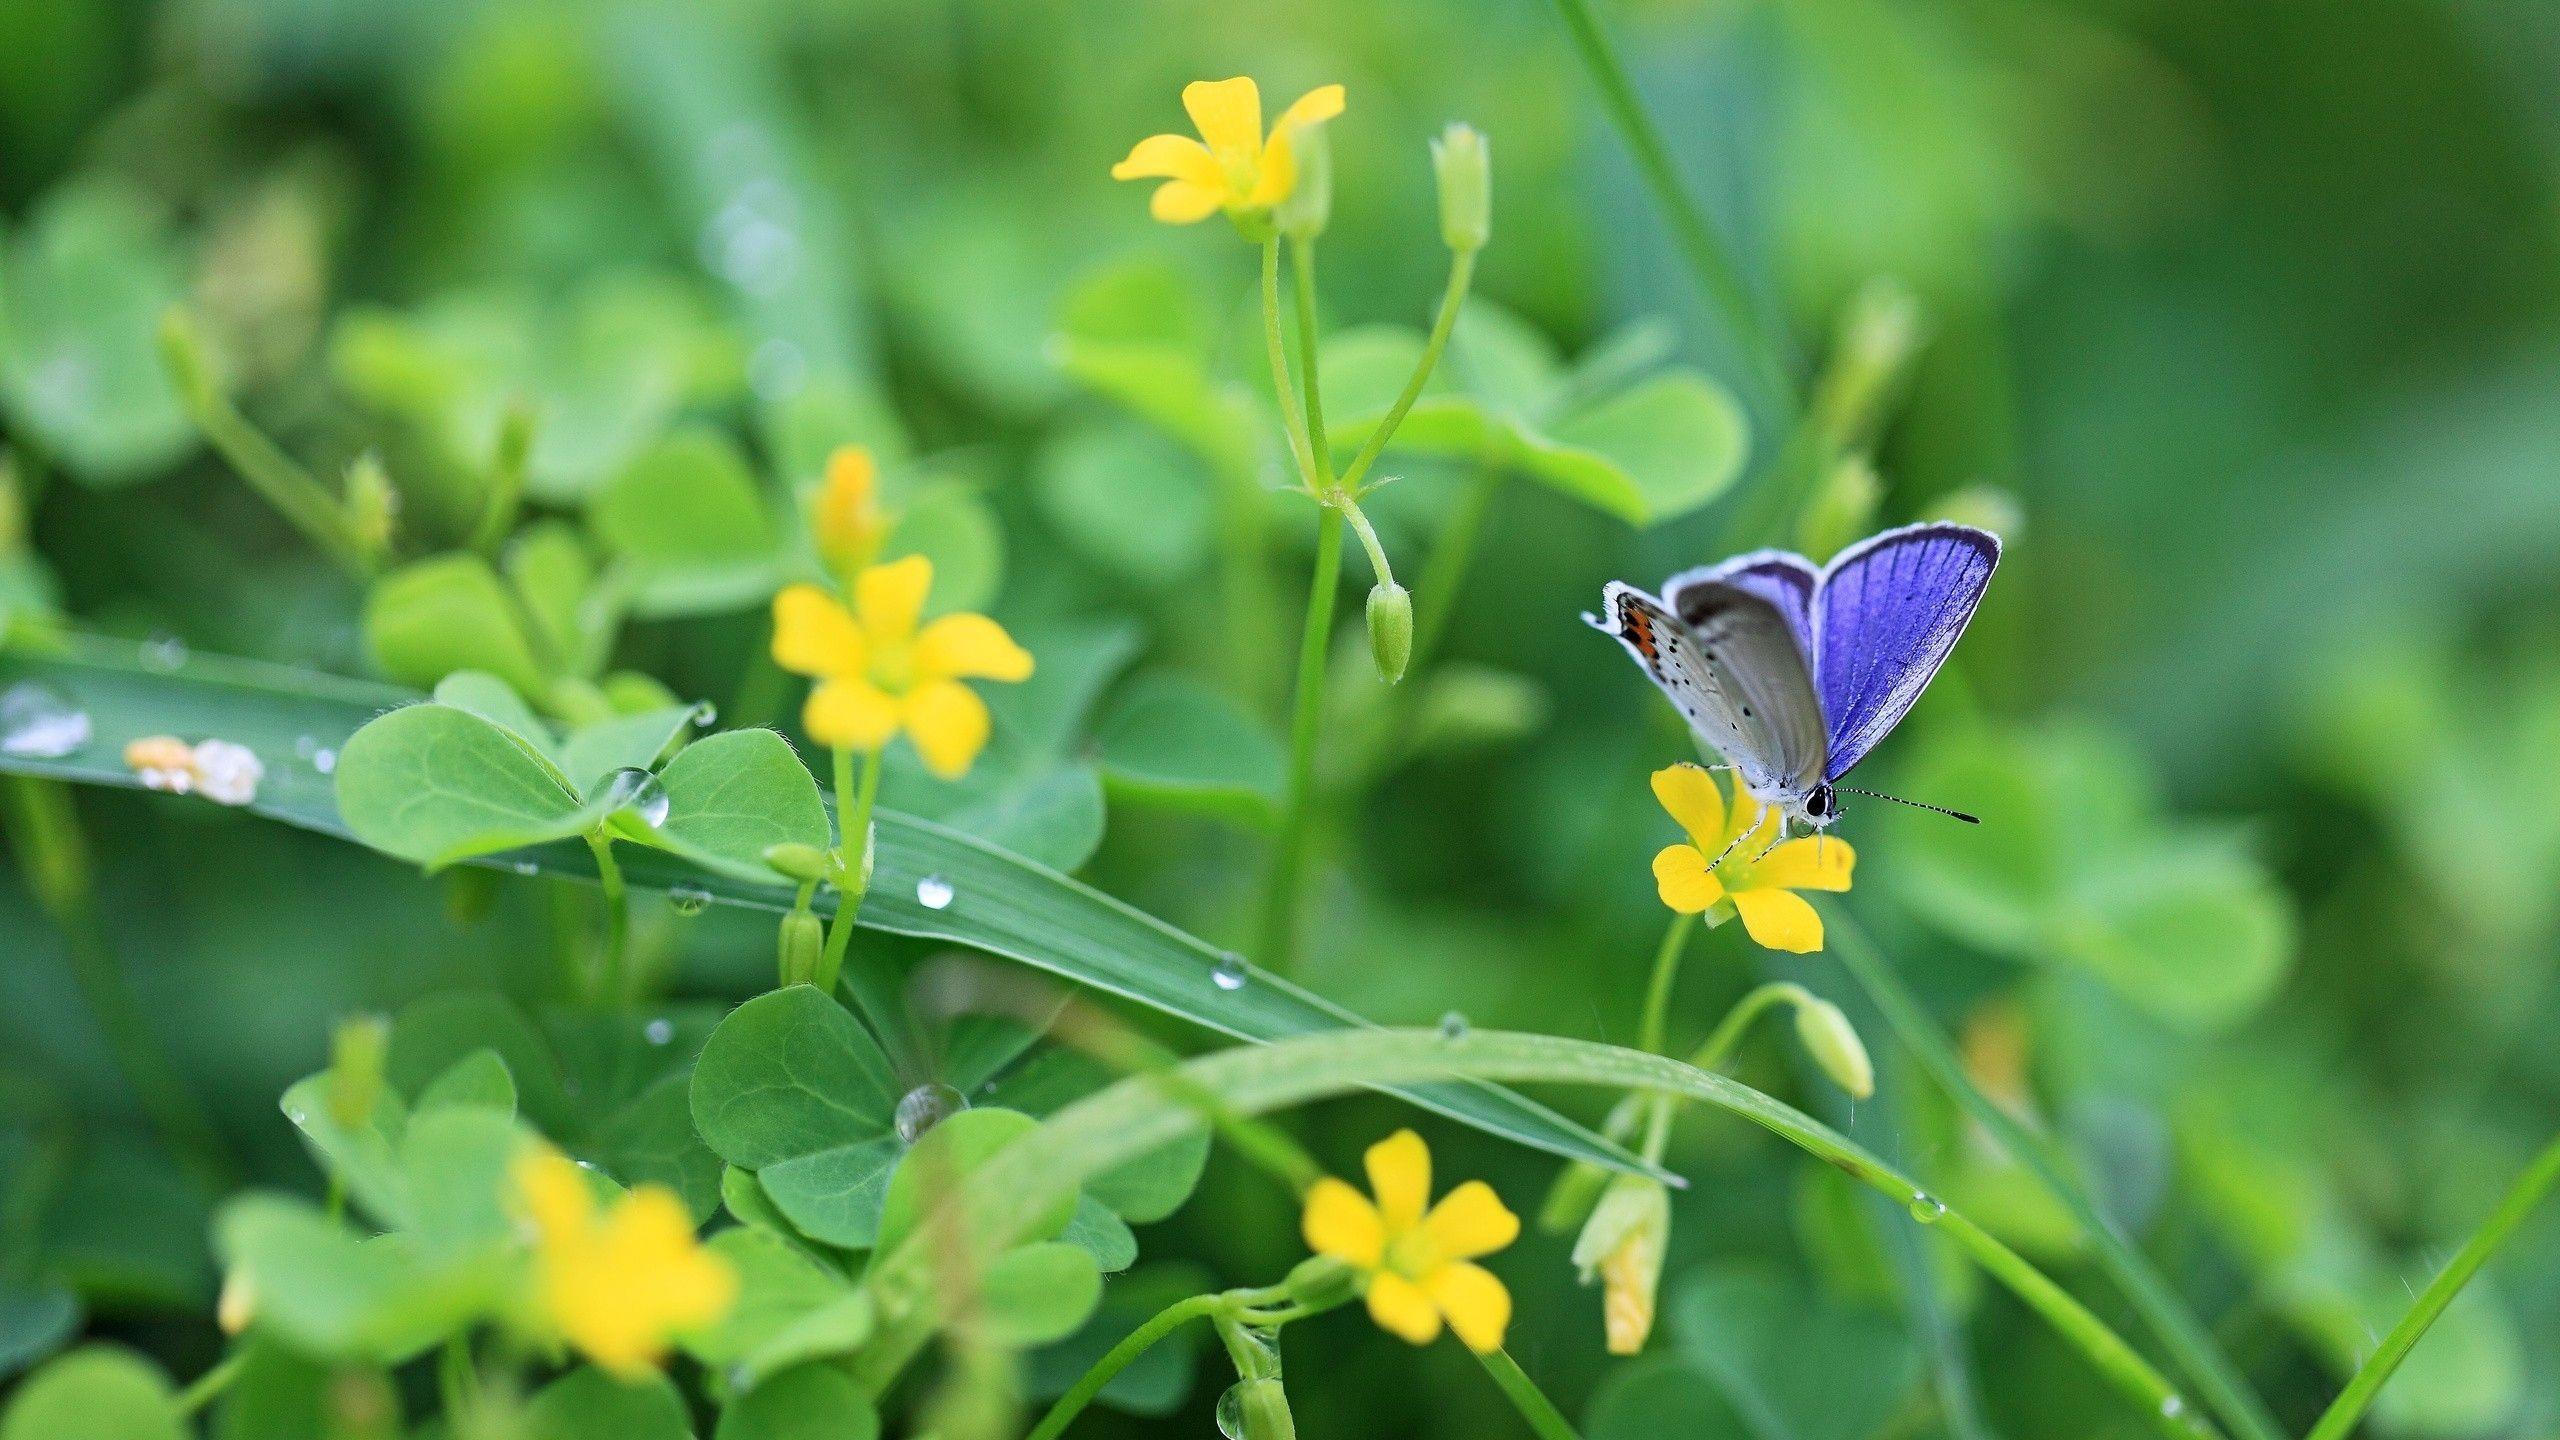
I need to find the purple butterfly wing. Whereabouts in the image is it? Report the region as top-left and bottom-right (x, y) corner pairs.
(1812, 523), (2000, 780)
(1663, 550), (1819, 657)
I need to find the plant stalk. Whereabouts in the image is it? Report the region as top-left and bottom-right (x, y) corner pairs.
(1478, 1348), (1582, 1440)
(818, 744), (885, 990)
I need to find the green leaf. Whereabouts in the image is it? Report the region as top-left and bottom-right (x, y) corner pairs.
(1025, 1263), (1214, 1417)
(561, 706), (697, 798)
(1059, 1194), (1137, 1273)
(210, 1342), (391, 1440)
(0, 640), (1652, 1179)
(0, 180), (192, 485)
(1586, 1357), (1753, 1440)
(688, 1229), (874, 1388)
(386, 992), (573, 1135)
(398, 1105), (533, 1257)
(944, 764), (1107, 873)
(1543, 372), (1749, 525)
(717, 1365), (878, 1440)
(0, 1346), (183, 1440)
(591, 1073), (723, 1224)
(414, 1049), (517, 1116)
(280, 1074), (413, 1228)
(364, 554), (551, 696)
(1668, 1263), (1920, 1440)
(505, 523), (604, 679)
(335, 703), (606, 869)
(876, 1109), (1076, 1254)
(214, 1197), (494, 1362)
(591, 427), (780, 617)
(1033, 419), (1212, 587)
(690, 987), (901, 1171)
(432, 671), (560, 764)
(642, 728), (830, 883)
(885, 480), (1004, 618)
(524, 1367), (694, 1440)
(977, 1242), (1103, 1347)
(1095, 673), (1283, 825)
(0, 1285), (78, 1383)
(985, 1050), (1208, 1225)
(757, 1136), (901, 1250)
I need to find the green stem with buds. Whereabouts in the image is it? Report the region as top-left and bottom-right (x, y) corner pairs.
(819, 744), (885, 990)
(1336, 248), (1477, 496)
(159, 311), (380, 577)
(1827, 912), (2279, 1440)
(1259, 507), (1344, 974)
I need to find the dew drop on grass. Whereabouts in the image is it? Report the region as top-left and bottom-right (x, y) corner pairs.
(914, 874), (955, 910)
(140, 634), (188, 670)
(1908, 1191), (1946, 1224)
(1438, 1011), (1470, 1040)
(691, 701), (718, 726)
(2161, 1396), (2186, 1420)
(1215, 1383), (1248, 1440)
(510, 860), (540, 877)
(894, 1082), (968, 1144)
(1211, 954), (1248, 991)
(599, 767), (670, 827)
(643, 1018), (676, 1047)
(311, 748), (336, 775)
(0, 682), (91, 759)
(668, 885), (712, 917)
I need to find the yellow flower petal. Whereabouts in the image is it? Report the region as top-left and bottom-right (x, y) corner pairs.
(1110, 132), (1222, 185)
(901, 678), (991, 780)
(1150, 178), (1228, 223)
(1182, 76), (1263, 166)
(1245, 128), (1297, 208)
(1271, 83), (1346, 136)
(772, 584), (863, 678)
(1302, 1177), (1386, 1268)
(1365, 1271), (1443, 1346)
(1649, 764), (1726, 850)
(1364, 1129), (1431, 1233)
(914, 612), (1034, 683)
(855, 554), (933, 645)
(1732, 887), (1826, 953)
(814, 446), (884, 570)
(601, 1187), (737, 1330)
(1725, 777), (1769, 850)
(1421, 1180), (1518, 1262)
(1425, 1260), (1511, 1354)
(806, 677), (900, 751)
(1652, 844), (1728, 914)
(512, 1149), (596, 1240)
(1752, 836), (1855, 893)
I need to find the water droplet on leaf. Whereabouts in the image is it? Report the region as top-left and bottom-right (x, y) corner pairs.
(1211, 954), (1249, 991)
(0, 683), (90, 759)
(894, 1082), (968, 1144)
(1908, 1191), (1946, 1224)
(140, 634), (188, 670)
(598, 767), (670, 827)
(1215, 1383), (1249, 1440)
(643, 1018), (675, 1046)
(667, 885), (712, 917)
(914, 874), (955, 910)
(1438, 1011), (1470, 1039)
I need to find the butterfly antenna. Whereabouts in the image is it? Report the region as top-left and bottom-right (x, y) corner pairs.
(1838, 786), (1981, 825)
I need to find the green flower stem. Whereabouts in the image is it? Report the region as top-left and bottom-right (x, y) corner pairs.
(1827, 912), (2279, 1440)
(583, 832), (629, 1004)
(1478, 1349), (1582, 1440)
(1335, 247), (1478, 497)
(1542, 0), (1793, 411)
(1339, 494), (1395, 590)
(176, 1350), (246, 1416)
(1023, 1293), (1223, 1440)
(1633, 912), (1697, 1057)
(818, 744), (885, 991)
(857, 1027), (2209, 1437)
(1258, 506), (1344, 975)
(468, 403), (535, 555)
(1287, 236), (1337, 484)
(1644, 979), (1805, 1159)
(159, 310), (378, 577)
(1260, 238), (1322, 491)
(2305, 1130), (2560, 1440)
(0, 776), (232, 1187)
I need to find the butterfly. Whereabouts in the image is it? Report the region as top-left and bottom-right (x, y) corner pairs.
(1590, 521), (2000, 849)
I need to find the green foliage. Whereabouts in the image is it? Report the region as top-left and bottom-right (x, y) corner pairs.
(0, 1346), (184, 1440)
(0, 181), (193, 484)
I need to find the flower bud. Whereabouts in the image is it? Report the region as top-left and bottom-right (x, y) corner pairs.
(1282, 1253), (1363, 1310)
(1793, 997), (1875, 1099)
(1366, 581), (1413, 684)
(1572, 1175), (1669, 1355)
(761, 841), (833, 885)
(813, 445), (888, 577)
(343, 452), (398, 555)
(1275, 126), (1333, 241)
(1930, 483), (2022, 542)
(1430, 124), (1491, 254)
(326, 1014), (391, 1130)
(1813, 279), (1924, 450)
(1219, 1379), (1297, 1440)
(777, 909), (826, 989)
(217, 1269), (256, 1335)
(1795, 453), (1881, 563)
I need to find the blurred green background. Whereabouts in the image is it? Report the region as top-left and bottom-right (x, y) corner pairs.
(4, 0), (2559, 1436)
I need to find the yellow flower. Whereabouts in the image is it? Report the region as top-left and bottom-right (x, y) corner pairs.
(1571, 1175), (1669, 1355)
(1301, 1129), (1519, 1353)
(812, 444), (888, 576)
(1111, 77), (1346, 224)
(770, 554), (1033, 779)
(1649, 764), (1855, 953)
(512, 1148), (736, 1379)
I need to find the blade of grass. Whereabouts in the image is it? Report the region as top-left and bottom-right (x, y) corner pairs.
(2304, 1131), (2560, 1440)
(1826, 911), (2284, 1440)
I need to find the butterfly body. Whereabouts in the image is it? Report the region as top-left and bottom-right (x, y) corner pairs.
(1592, 522), (2000, 836)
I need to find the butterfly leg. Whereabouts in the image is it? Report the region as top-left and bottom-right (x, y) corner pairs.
(1749, 816), (1789, 864)
(1706, 806), (1771, 869)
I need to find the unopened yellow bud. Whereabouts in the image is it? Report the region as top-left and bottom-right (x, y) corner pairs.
(218, 1270), (256, 1335)
(1572, 1175), (1669, 1354)
(327, 1014), (392, 1130)
(343, 452), (398, 555)
(813, 445), (887, 576)
(777, 909), (826, 990)
(1794, 997), (1875, 1099)
(1366, 582), (1413, 684)
(1430, 124), (1491, 254)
